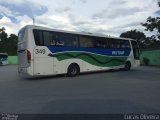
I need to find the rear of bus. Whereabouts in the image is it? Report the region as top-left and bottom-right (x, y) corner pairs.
(18, 25), (55, 77)
(17, 26), (33, 77)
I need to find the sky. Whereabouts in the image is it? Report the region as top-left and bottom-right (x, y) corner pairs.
(0, 0), (159, 37)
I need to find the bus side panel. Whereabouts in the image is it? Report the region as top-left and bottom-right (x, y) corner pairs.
(63, 58), (124, 73)
(53, 58), (66, 74)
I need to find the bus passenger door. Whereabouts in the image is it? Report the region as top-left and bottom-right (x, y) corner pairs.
(33, 46), (54, 75)
(131, 41), (140, 60)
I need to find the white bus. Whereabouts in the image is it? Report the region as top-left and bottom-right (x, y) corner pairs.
(0, 53), (8, 66)
(17, 25), (140, 77)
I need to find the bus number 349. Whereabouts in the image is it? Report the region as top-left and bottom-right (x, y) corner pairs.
(35, 49), (46, 54)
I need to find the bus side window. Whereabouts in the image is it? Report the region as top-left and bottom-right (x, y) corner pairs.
(105, 39), (110, 49)
(50, 39), (56, 45)
(95, 37), (107, 49)
(108, 39), (115, 49)
(50, 32), (58, 46)
(80, 36), (94, 48)
(57, 33), (78, 47)
(124, 41), (130, 48)
(116, 40), (121, 49)
(56, 39), (64, 46)
(43, 31), (53, 46)
(121, 41), (125, 48)
(114, 39), (120, 49)
(33, 29), (43, 45)
(64, 34), (78, 47)
(120, 40), (130, 49)
(107, 39), (111, 48)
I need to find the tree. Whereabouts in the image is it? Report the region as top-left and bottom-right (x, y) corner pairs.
(141, 1), (160, 40)
(0, 27), (7, 41)
(0, 27), (18, 55)
(7, 34), (18, 55)
(120, 29), (146, 44)
(0, 27), (8, 53)
(0, 27), (5, 32)
(141, 16), (160, 40)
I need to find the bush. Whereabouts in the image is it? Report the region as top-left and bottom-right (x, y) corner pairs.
(143, 57), (149, 65)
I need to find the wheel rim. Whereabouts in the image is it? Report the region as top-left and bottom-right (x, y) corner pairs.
(125, 63), (130, 70)
(125, 64), (128, 69)
(70, 68), (77, 75)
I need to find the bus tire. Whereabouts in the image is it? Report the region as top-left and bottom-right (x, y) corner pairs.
(67, 63), (80, 77)
(124, 61), (131, 71)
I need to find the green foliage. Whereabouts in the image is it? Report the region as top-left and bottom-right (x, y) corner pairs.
(141, 1), (160, 41)
(139, 1), (160, 50)
(120, 30), (146, 49)
(120, 1), (160, 50)
(141, 16), (160, 40)
(120, 29), (146, 43)
(0, 27), (18, 55)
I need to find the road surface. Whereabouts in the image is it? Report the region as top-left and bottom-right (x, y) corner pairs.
(0, 65), (160, 114)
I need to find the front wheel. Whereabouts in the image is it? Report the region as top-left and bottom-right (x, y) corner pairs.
(124, 62), (131, 71)
(67, 64), (80, 77)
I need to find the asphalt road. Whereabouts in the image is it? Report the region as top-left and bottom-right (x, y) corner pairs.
(0, 65), (160, 114)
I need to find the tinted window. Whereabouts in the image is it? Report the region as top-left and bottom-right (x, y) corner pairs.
(108, 39), (130, 49)
(33, 30), (59, 46)
(43, 31), (52, 46)
(95, 37), (107, 48)
(33, 29), (43, 45)
(120, 40), (130, 49)
(33, 29), (78, 47)
(0, 54), (8, 61)
(108, 39), (117, 49)
(58, 33), (78, 47)
(80, 36), (95, 48)
(0, 54), (8, 59)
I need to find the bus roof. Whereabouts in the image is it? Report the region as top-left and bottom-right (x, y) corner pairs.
(23, 25), (135, 41)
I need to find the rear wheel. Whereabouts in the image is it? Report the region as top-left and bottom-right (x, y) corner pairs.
(67, 64), (80, 77)
(124, 62), (131, 71)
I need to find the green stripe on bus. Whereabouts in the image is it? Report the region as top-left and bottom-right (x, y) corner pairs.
(54, 52), (127, 67)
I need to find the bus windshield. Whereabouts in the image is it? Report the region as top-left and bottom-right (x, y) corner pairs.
(0, 53), (8, 66)
(0, 53), (8, 61)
